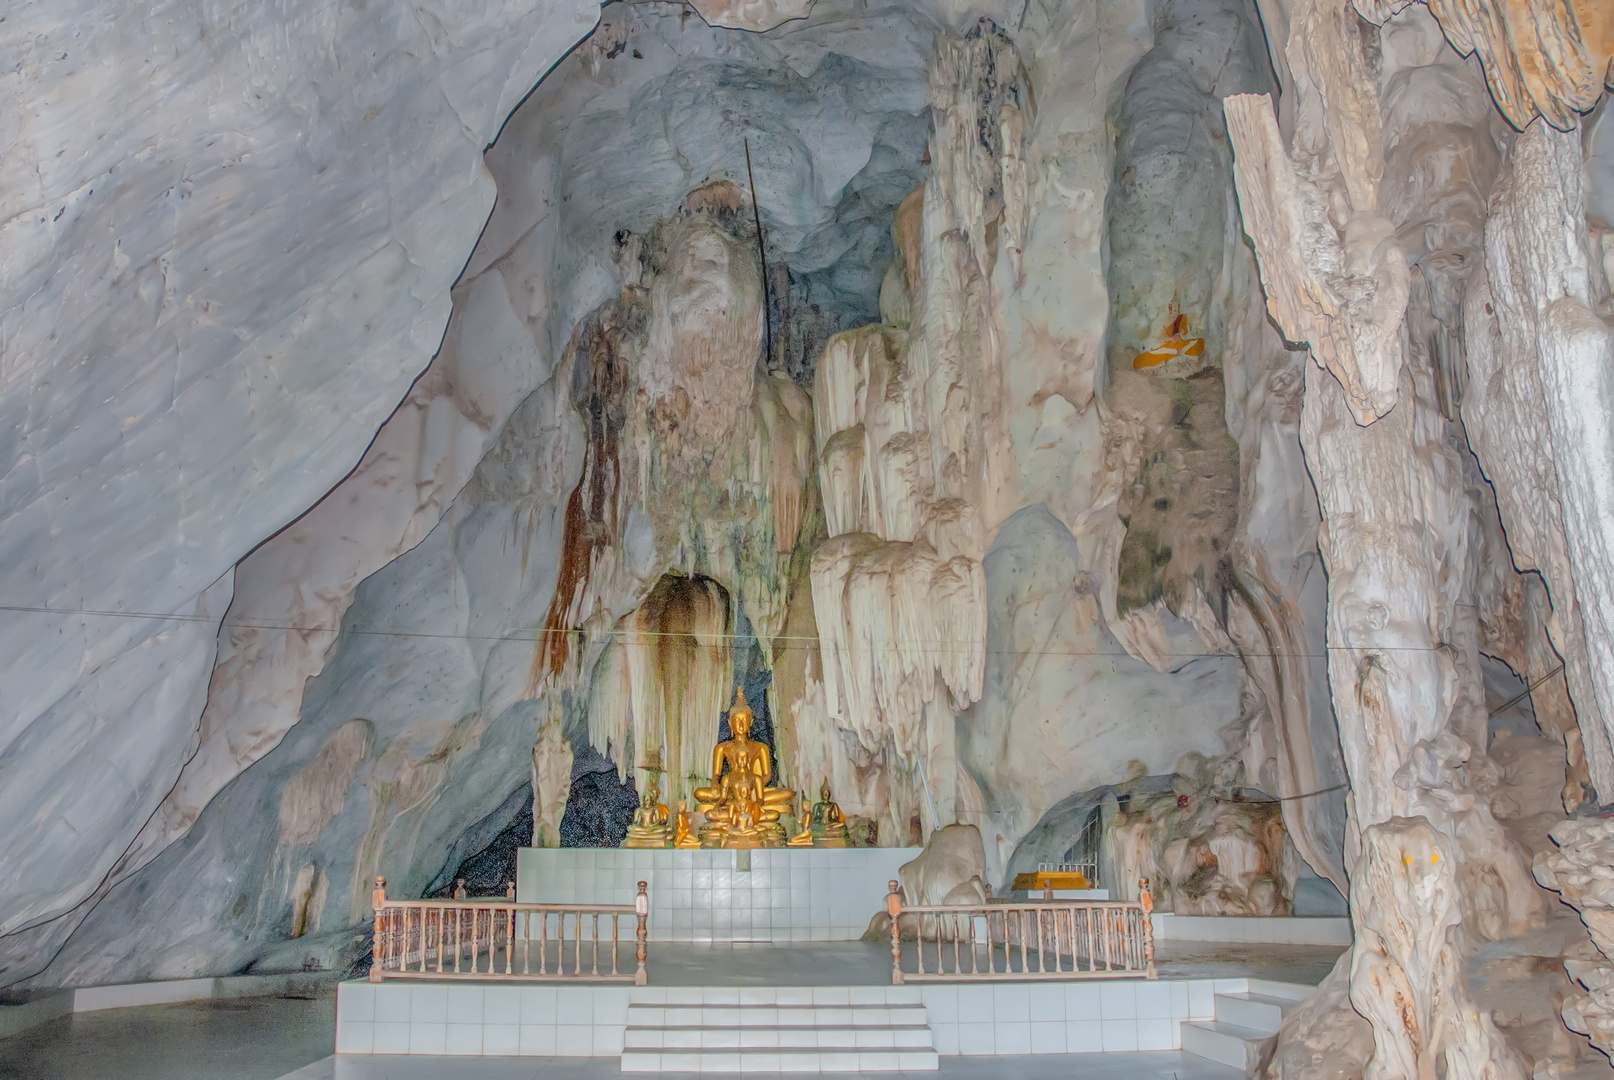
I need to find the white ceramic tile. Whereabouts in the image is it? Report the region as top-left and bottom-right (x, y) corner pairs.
(932, 1025), (959, 1055)
(775, 988), (813, 1005)
(956, 1022), (994, 1055)
(556, 1023), (594, 1056)
(1065, 983), (1102, 1021)
(1026, 986), (1063, 1022)
(921, 986), (958, 1023)
(483, 1023), (520, 1056)
(519, 1024), (557, 1055)
(1066, 1019), (1103, 1053)
(1137, 1018), (1174, 1051)
(995, 1021), (1031, 1054)
(481, 986), (520, 1025)
(1029, 1020), (1066, 1054)
(409, 1021), (447, 1055)
(1188, 980), (1214, 1018)
(520, 985), (557, 1024)
(445, 984), (484, 1025)
(595, 987), (630, 1025)
(1101, 1019), (1138, 1052)
(446, 1022), (483, 1055)
(705, 1052), (743, 1071)
(993, 983), (1030, 1018)
(335, 1020), (373, 1054)
(594, 1026), (625, 1054)
(410, 985), (448, 1023)
(339, 984), (376, 1023)
(956, 984), (994, 1023)
(1099, 981), (1137, 1019)
(859, 1051), (901, 1071)
(1169, 981), (1190, 1019)
(374, 984), (411, 1023)
(556, 988), (593, 1025)
(1135, 981), (1171, 1019)
(372, 1022), (412, 1055)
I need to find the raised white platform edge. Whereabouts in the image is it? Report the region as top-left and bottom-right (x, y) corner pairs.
(1151, 914), (1352, 946)
(334, 977), (1245, 1057)
(517, 847), (920, 942)
(1, 972), (331, 1042)
(71, 971), (331, 1013)
(0, 990), (72, 1040)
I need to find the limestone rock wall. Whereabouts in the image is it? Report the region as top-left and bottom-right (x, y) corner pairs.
(0, 0), (599, 986)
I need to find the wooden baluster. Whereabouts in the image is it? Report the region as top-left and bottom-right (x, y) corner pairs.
(635, 881), (649, 986)
(1139, 878), (1157, 979)
(538, 911), (548, 976)
(368, 878), (386, 982)
(886, 880), (903, 985)
(611, 909), (620, 977)
(591, 911), (600, 976)
(970, 910), (980, 975)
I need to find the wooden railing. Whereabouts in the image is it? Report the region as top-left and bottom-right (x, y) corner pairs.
(368, 877), (648, 985)
(884, 878), (1157, 982)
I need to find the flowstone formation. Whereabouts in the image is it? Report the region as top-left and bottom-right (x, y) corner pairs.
(526, 184), (814, 813)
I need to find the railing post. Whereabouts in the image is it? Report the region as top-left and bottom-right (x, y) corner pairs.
(1139, 877), (1157, 979)
(369, 876), (387, 983)
(634, 880), (649, 986)
(887, 880), (904, 985)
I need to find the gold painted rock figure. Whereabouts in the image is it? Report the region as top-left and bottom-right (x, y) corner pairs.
(810, 778), (849, 847)
(623, 777), (672, 848)
(673, 801), (700, 849)
(693, 686), (794, 849)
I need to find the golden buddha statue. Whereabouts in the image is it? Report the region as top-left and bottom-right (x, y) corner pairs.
(693, 686), (795, 849)
(810, 778), (849, 847)
(622, 775), (671, 848)
(786, 790), (814, 847)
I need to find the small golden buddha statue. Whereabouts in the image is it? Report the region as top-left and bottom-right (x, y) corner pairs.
(810, 778), (849, 847)
(786, 791), (814, 847)
(622, 776), (671, 848)
(693, 686), (795, 849)
(672, 800), (700, 849)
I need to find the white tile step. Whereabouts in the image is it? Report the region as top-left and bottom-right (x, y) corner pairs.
(628, 1004), (929, 1027)
(1181, 1019), (1277, 1072)
(1214, 991), (1300, 1034)
(1245, 977), (1315, 1002)
(620, 1049), (939, 1072)
(625, 1026), (935, 1050)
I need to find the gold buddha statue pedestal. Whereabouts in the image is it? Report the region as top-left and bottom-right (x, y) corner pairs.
(692, 687), (796, 850)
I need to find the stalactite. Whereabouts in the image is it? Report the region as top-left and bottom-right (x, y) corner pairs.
(624, 574), (734, 807)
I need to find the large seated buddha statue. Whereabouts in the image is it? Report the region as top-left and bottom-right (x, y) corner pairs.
(693, 687), (795, 849)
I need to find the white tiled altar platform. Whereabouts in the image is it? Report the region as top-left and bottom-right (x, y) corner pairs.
(1152, 914), (1352, 945)
(517, 847), (921, 942)
(333, 976), (1250, 1059)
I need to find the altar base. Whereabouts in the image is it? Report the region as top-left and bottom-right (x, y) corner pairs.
(516, 847), (919, 943)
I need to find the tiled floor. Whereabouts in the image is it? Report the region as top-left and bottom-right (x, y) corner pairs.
(0, 995), (335, 1080)
(280, 1051), (1245, 1079)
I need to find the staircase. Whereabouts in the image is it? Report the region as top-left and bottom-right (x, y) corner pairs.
(620, 985), (939, 1072)
(1181, 978), (1311, 1072)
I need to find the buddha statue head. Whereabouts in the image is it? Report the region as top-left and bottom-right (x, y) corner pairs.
(728, 686), (754, 740)
(820, 778), (832, 804)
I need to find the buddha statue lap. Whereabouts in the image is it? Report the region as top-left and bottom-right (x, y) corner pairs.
(692, 687), (795, 849)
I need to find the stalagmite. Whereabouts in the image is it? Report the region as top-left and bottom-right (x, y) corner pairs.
(530, 705), (573, 848)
